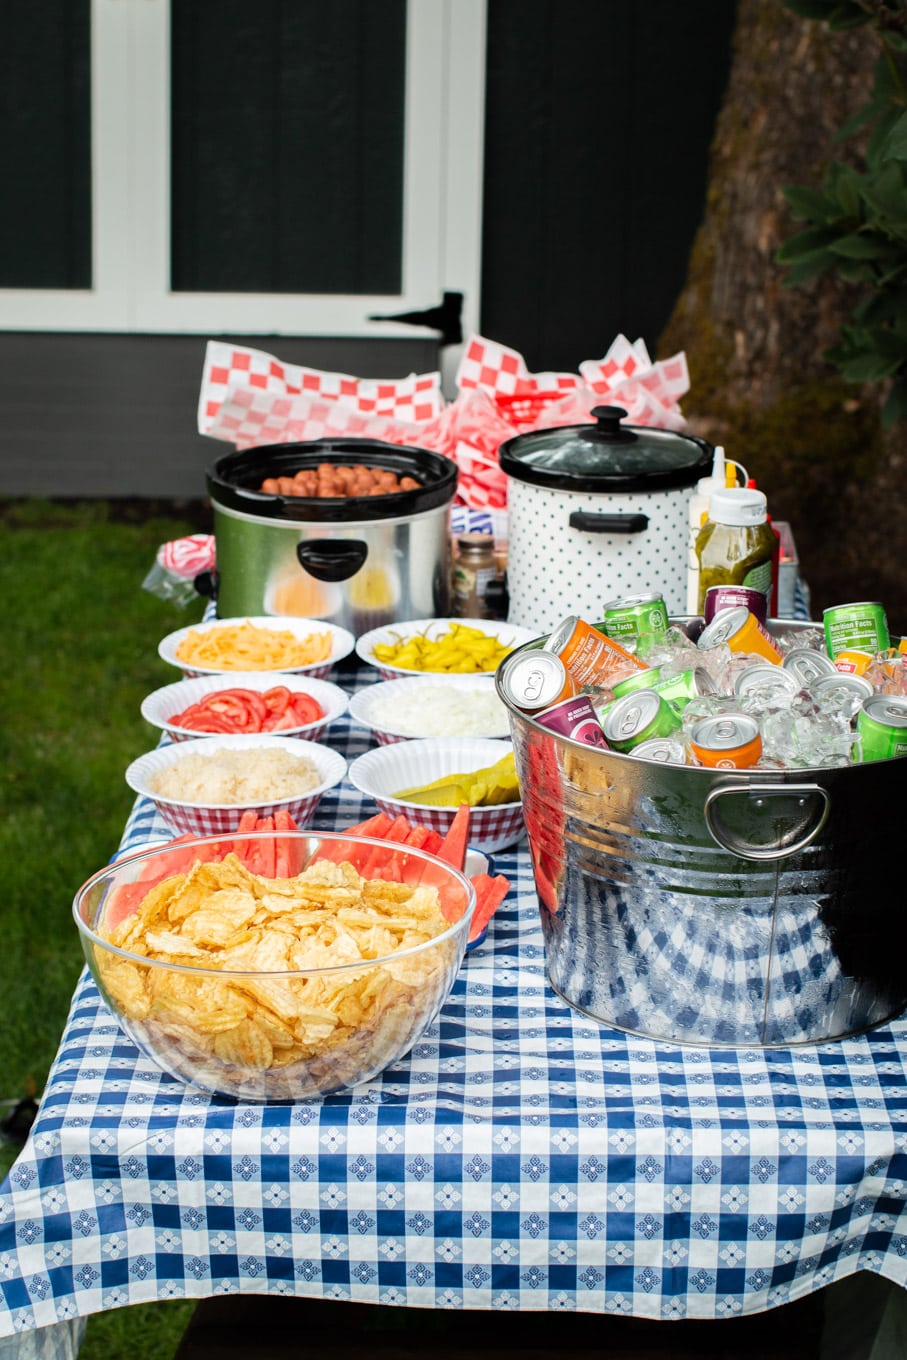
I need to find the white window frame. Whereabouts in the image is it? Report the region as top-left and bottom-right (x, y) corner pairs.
(0, 0), (486, 341)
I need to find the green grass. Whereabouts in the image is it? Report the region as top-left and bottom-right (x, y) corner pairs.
(0, 498), (208, 1359)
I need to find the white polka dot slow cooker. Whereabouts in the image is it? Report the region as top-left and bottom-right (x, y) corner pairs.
(498, 405), (713, 632)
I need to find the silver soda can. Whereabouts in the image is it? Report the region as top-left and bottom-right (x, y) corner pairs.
(704, 584), (768, 626)
(498, 649), (577, 713)
(734, 664), (799, 700)
(782, 648), (837, 688)
(810, 672), (873, 703)
(534, 695), (609, 747)
(632, 736), (687, 764)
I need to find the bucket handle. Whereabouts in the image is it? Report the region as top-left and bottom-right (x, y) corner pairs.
(703, 782), (831, 862)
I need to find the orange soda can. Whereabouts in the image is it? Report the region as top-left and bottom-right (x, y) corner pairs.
(834, 649), (874, 676)
(696, 605), (783, 664)
(546, 614), (646, 689)
(689, 714), (763, 769)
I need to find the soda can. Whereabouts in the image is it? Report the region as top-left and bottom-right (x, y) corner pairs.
(546, 614), (647, 690)
(783, 648), (837, 687)
(600, 592), (670, 643)
(704, 585), (768, 626)
(612, 666), (662, 699)
(534, 695), (609, 747)
(633, 736), (687, 764)
(689, 714), (763, 769)
(856, 694), (907, 762)
(696, 605), (783, 664)
(823, 601), (890, 659)
(811, 672), (873, 704)
(498, 649), (577, 714)
(600, 689), (681, 753)
(652, 667), (701, 713)
(833, 649), (874, 676)
(734, 664), (798, 701)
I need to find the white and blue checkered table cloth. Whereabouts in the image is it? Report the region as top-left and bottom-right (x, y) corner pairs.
(3, 650), (907, 1343)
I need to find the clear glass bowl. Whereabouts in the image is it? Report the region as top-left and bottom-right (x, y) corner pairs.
(73, 831), (475, 1101)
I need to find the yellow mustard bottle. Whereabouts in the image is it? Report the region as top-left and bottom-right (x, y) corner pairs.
(695, 486), (776, 614)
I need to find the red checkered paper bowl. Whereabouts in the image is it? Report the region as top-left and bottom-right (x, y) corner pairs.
(347, 738), (524, 855)
(158, 616), (355, 680)
(140, 673), (349, 743)
(125, 735), (347, 837)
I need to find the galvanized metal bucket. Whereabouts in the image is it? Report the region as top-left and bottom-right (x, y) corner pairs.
(497, 636), (907, 1046)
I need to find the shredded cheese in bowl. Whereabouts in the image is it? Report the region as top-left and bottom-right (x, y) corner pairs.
(367, 686), (508, 738)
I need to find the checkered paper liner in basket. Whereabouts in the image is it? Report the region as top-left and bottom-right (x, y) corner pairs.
(198, 340), (444, 449)
(455, 332), (690, 432)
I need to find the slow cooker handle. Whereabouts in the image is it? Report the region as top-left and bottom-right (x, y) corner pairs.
(703, 782), (831, 862)
(296, 539), (369, 583)
(569, 511), (649, 533)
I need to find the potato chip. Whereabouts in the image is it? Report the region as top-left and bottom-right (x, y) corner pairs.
(213, 1017), (274, 1070)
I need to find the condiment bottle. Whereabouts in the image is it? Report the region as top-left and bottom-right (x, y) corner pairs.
(452, 532), (500, 619)
(686, 445), (727, 614)
(695, 486), (776, 615)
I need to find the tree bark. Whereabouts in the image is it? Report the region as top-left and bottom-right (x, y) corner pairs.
(660, 0), (907, 632)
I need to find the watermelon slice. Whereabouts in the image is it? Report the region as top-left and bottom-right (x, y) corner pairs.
(436, 804), (470, 872)
(468, 872), (511, 941)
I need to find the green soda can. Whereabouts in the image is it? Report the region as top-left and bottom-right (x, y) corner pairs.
(823, 601), (890, 659)
(612, 665), (661, 700)
(600, 592), (670, 645)
(600, 688), (681, 752)
(652, 668), (700, 714)
(856, 694), (907, 762)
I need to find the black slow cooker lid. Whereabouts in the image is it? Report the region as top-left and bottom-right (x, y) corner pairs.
(207, 438), (459, 523)
(498, 405), (713, 493)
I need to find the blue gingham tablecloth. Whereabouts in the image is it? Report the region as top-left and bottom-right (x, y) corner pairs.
(3, 654), (907, 1345)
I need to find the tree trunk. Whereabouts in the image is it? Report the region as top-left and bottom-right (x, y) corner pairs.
(659, 0), (907, 633)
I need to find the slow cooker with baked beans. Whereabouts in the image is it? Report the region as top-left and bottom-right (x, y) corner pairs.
(206, 439), (459, 635)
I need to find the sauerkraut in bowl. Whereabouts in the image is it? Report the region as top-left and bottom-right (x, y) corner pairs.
(125, 734), (347, 836)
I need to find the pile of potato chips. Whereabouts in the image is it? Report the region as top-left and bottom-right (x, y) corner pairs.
(92, 853), (459, 1099)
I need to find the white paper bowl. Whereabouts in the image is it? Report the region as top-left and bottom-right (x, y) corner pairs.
(125, 734), (347, 836)
(355, 617), (539, 680)
(159, 615), (355, 680)
(141, 673), (349, 743)
(347, 675), (511, 745)
(347, 737), (524, 854)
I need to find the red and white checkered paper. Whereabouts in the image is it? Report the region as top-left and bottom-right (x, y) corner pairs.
(456, 332), (690, 434)
(199, 341), (444, 445)
(194, 334), (689, 513)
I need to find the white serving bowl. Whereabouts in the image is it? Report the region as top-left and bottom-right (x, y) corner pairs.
(141, 672), (349, 743)
(125, 734), (347, 836)
(159, 615), (355, 680)
(347, 737), (524, 855)
(347, 675), (511, 745)
(355, 617), (538, 680)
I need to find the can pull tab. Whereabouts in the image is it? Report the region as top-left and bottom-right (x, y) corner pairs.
(703, 782), (831, 862)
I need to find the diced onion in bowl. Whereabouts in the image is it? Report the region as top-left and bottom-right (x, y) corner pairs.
(367, 686), (508, 738)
